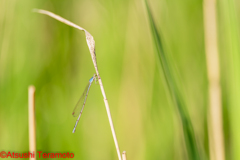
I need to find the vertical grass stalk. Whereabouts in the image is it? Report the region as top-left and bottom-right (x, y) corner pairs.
(203, 0), (225, 159)
(28, 85), (36, 160)
(122, 151), (127, 160)
(219, 0), (240, 159)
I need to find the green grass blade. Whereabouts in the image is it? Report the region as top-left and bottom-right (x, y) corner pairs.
(144, 1), (201, 159)
(219, 0), (240, 159)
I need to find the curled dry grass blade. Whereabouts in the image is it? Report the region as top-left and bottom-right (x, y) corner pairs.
(144, 1), (201, 160)
(33, 9), (123, 160)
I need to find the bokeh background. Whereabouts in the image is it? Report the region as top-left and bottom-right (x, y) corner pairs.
(0, 0), (239, 159)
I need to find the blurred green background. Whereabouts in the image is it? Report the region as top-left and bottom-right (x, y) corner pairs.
(0, 0), (240, 159)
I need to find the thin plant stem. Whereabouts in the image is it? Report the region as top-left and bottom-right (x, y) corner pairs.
(33, 9), (122, 160)
(96, 72), (122, 160)
(28, 85), (36, 160)
(203, 0), (225, 159)
(122, 151), (127, 160)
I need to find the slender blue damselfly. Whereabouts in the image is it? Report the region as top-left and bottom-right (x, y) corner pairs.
(72, 74), (97, 133)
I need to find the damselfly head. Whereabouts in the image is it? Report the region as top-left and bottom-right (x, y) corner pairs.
(93, 74), (98, 83)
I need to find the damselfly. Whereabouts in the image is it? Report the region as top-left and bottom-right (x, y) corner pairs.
(72, 74), (97, 133)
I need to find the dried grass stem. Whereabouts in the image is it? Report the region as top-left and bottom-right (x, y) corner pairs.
(33, 9), (122, 160)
